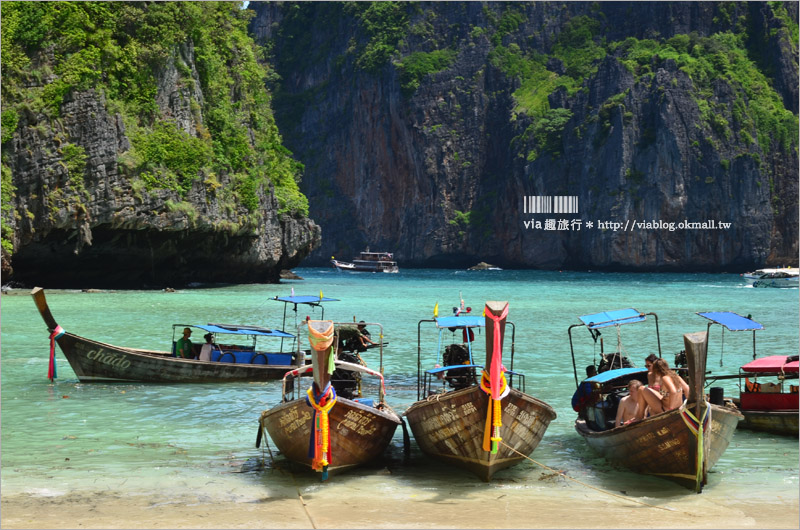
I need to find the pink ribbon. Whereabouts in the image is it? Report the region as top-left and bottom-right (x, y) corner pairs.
(48, 325), (65, 381)
(485, 303), (509, 399)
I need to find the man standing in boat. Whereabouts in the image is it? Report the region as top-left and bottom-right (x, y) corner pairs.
(355, 321), (378, 351)
(176, 327), (194, 358)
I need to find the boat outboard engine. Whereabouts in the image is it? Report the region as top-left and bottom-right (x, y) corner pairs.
(598, 352), (634, 372)
(674, 349), (688, 369)
(442, 343), (476, 390)
(331, 351), (362, 399)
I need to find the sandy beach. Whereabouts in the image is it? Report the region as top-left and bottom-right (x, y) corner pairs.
(3, 470), (798, 529)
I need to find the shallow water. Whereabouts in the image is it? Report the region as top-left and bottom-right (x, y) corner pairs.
(1, 269), (798, 518)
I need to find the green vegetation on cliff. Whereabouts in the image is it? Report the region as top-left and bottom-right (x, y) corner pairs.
(1, 166), (15, 253)
(345, 2), (410, 73)
(486, 6), (796, 161)
(611, 30), (797, 152)
(0, 1), (308, 245)
(397, 49), (458, 97)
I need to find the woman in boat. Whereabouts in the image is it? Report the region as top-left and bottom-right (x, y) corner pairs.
(199, 333), (215, 362)
(635, 359), (689, 419)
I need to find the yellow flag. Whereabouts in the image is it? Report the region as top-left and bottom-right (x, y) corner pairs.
(319, 290), (323, 300)
(433, 302), (439, 318)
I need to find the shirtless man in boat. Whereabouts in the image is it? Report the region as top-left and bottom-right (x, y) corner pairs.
(615, 380), (642, 427)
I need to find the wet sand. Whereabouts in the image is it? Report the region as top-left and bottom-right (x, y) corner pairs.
(2, 476), (798, 529)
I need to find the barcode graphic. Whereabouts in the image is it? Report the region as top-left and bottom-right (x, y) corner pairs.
(523, 195), (579, 214)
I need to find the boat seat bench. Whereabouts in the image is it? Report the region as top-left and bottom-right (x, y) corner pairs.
(210, 350), (293, 365)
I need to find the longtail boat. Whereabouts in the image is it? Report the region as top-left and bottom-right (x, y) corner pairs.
(404, 300), (556, 482)
(699, 312), (798, 437)
(569, 309), (743, 492)
(258, 320), (402, 479)
(31, 287), (336, 383)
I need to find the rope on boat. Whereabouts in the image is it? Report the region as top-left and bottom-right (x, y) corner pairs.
(499, 441), (699, 516)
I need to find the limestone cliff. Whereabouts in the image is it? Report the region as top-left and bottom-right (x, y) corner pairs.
(1, 2), (319, 288)
(252, 1), (798, 270)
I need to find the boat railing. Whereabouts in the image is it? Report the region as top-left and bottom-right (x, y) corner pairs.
(505, 369), (526, 393)
(280, 321), (387, 402)
(416, 316), (518, 401)
(420, 365), (527, 396)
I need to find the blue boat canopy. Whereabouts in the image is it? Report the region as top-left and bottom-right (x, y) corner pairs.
(426, 363), (484, 374)
(435, 316), (486, 329)
(273, 295), (339, 305)
(189, 323), (294, 338)
(585, 367), (646, 384)
(578, 308), (646, 329)
(697, 311), (764, 331)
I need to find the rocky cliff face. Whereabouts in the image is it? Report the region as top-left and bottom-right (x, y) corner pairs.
(1, 3), (319, 288)
(4, 88), (319, 288)
(252, 1), (798, 270)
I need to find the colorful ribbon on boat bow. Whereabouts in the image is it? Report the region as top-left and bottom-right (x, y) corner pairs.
(48, 325), (65, 381)
(680, 401), (711, 492)
(307, 320), (335, 375)
(305, 321), (337, 479)
(481, 303), (510, 453)
(306, 383), (337, 479)
(480, 369), (509, 453)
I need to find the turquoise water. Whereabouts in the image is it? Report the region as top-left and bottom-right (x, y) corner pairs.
(1, 269), (798, 509)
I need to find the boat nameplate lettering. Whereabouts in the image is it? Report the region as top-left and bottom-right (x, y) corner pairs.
(337, 409), (377, 437)
(504, 402), (539, 445)
(83, 346), (132, 370)
(504, 402), (519, 417)
(657, 438), (681, 452)
(461, 402), (478, 416)
(634, 431), (657, 444)
(279, 407), (312, 435)
(425, 424), (462, 445)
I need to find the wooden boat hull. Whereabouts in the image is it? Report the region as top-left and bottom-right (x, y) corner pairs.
(49, 333), (298, 383)
(404, 385), (557, 481)
(575, 402), (742, 490)
(261, 397), (402, 474)
(738, 410), (799, 436)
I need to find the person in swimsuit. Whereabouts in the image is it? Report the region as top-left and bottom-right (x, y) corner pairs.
(634, 359), (689, 419)
(644, 353), (660, 389)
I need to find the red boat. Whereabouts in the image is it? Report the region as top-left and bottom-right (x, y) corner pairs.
(698, 312), (799, 437)
(737, 355), (799, 436)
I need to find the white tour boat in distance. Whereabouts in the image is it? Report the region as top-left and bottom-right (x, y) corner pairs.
(331, 250), (399, 273)
(743, 267), (799, 288)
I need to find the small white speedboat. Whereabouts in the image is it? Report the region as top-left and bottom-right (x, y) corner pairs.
(743, 267), (799, 288)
